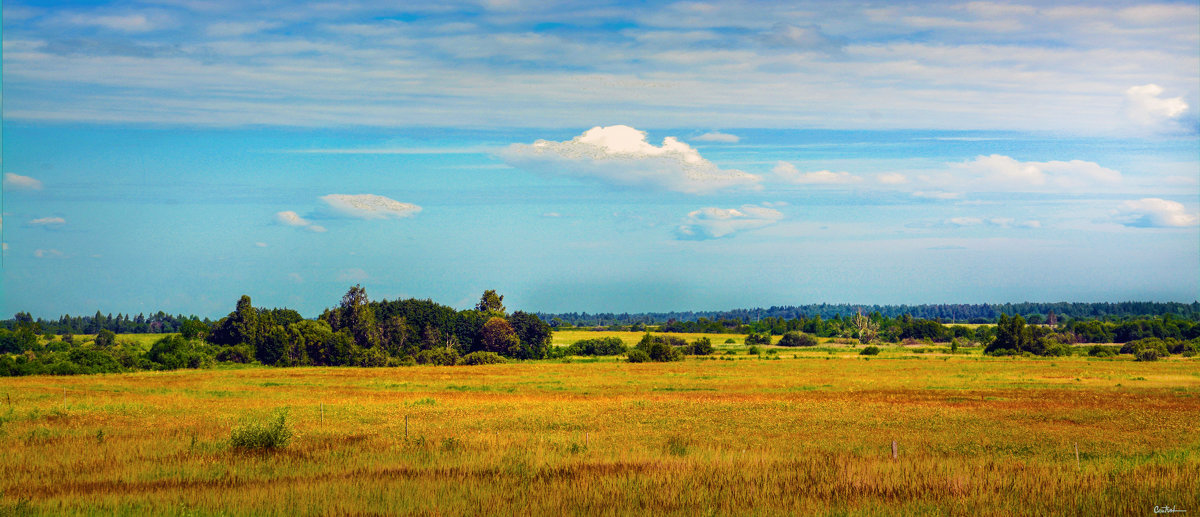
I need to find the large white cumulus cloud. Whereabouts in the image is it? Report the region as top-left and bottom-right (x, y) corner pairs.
(676, 205), (784, 240)
(502, 125), (760, 194)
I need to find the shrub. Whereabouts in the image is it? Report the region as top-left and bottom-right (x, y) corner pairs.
(744, 333), (771, 346)
(1136, 349), (1160, 362)
(859, 346), (881, 356)
(626, 350), (650, 363)
(230, 412), (292, 452)
(566, 337), (627, 356)
(724, 338), (736, 344)
(215, 344), (256, 364)
(461, 351), (506, 365)
(1088, 345), (1117, 357)
(1121, 338), (1169, 357)
(778, 332), (818, 347)
(683, 337), (714, 356)
(634, 334), (685, 362)
(415, 347), (459, 366)
(747, 345), (761, 355)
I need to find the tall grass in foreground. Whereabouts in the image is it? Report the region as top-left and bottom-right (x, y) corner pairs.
(0, 353), (1196, 515)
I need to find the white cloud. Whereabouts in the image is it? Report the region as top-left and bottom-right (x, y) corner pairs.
(275, 210), (312, 227)
(337, 268), (369, 282)
(34, 249), (65, 259)
(947, 155), (1121, 191)
(4, 173), (43, 190)
(941, 217), (1040, 228)
(542, 212), (562, 218)
(254, 242), (268, 248)
(693, 131), (740, 143)
(676, 205), (784, 240)
(58, 12), (168, 32)
(320, 194), (421, 219)
(772, 162), (861, 185)
(502, 125), (760, 194)
(913, 191), (961, 200)
(29, 216), (66, 226)
(877, 173), (908, 185)
(1112, 198), (1199, 228)
(1124, 84), (1188, 128)
(307, 225), (328, 233)
(206, 21), (281, 37)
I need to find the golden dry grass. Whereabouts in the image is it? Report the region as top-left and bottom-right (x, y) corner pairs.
(0, 353), (1197, 515)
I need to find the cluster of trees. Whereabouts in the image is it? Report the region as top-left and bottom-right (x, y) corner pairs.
(986, 314), (1200, 357)
(198, 287), (553, 367)
(2, 311), (204, 335)
(0, 333), (215, 376)
(542, 301), (1199, 327)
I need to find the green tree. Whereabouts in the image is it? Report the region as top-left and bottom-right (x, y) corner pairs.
(95, 329), (116, 347)
(479, 317), (520, 356)
(476, 290), (506, 316)
(508, 311), (552, 359)
(337, 285), (381, 350)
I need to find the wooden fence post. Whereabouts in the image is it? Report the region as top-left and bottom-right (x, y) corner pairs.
(892, 440), (898, 459)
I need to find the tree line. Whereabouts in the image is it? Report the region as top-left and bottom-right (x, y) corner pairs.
(542, 301), (1200, 327)
(0, 287), (550, 375)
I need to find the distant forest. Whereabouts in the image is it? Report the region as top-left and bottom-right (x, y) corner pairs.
(540, 301), (1200, 327)
(2, 301), (1198, 335)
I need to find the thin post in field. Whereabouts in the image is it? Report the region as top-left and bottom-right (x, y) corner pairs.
(320, 402), (324, 423)
(405, 414), (409, 439)
(1075, 443), (1080, 469)
(892, 440), (898, 459)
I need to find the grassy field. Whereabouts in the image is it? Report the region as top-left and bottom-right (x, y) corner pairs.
(1, 342), (1197, 515)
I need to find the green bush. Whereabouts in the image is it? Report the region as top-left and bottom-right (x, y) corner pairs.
(566, 337), (627, 356)
(415, 347), (459, 366)
(1088, 345), (1118, 357)
(626, 350), (650, 363)
(230, 412), (292, 452)
(724, 338), (736, 344)
(682, 337), (714, 356)
(747, 345), (761, 355)
(744, 333), (771, 346)
(778, 331), (818, 347)
(1121, 338), (1169, 357)
(461, 351), (505, 365)
(859, 346), (881, 355)
(1135, 349), (1160, 362)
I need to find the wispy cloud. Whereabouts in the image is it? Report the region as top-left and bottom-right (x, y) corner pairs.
(29, 216), (66, 227)
(4, 173), (43, 190)
(1124, 84), (1189, 130)
(676, 204), (784, 240)
(33, 248), (65, 259)
(275, 210), (327, 232)
(692, 131), (741, 143)
(772, 162), (861, 185)
(503, 125), (760, 194)
(321, 194), (421, 220)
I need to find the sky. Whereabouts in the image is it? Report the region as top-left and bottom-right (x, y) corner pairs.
(2, 0), (1198, 318)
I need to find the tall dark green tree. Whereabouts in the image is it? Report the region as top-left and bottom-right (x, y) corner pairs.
(476, 290), (506, 316)
(508, 311), (552, 359)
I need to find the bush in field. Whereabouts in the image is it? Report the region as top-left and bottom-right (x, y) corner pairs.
(94, 329), (116, 348)
(230, 411), (292, 452)
(724, 338), (736, 344)
(635, 334), (684, 362)
(567, 337), (627, 356)
(415, 347), (459, 366)
(681, 337), (713, 355)
(778, 331), (818, 347)
(1136, 349), (1160, 362)
(1088, 345), (1118, 357)
(859, 346), (881, 356)
(747, 345), (761, 355)
(461, 351), (505, 365)
(744, 333), (771, 346)
(626, 350), (650, 363)
(147, 335), (214, 370)
(1120, 338), (1169, 357)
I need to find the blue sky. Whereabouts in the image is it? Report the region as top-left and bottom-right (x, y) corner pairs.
(2, 0), (1198, 318)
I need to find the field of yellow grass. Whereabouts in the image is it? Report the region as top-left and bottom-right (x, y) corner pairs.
(1, 350), (1197, 515)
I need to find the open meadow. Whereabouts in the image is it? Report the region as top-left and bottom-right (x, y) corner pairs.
(1, 342), (1198, 516)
